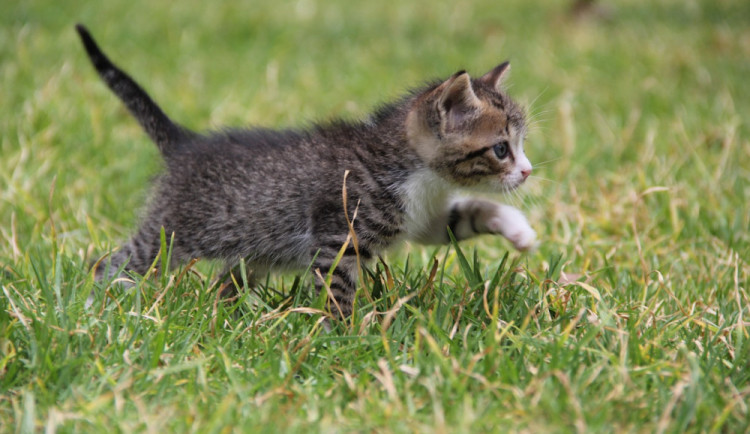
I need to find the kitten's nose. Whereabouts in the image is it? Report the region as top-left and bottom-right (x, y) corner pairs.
(521, 168), (532, 180)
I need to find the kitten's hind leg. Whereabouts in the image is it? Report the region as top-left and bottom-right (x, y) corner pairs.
(88, 227), (184, 307)
(86, 244), (142, 308)
(214, 260), (267, 300)
(94, 229), (164, 281)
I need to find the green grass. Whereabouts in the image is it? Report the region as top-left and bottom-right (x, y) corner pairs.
(1, 0), (749, 431)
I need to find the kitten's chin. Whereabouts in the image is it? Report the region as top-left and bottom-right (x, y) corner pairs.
(509, 179), (527, 191)
(499, 183), (523, 194)
(503, 174), (529, 191)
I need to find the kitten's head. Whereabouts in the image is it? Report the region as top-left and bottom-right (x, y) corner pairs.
(406, 62), (531, 192)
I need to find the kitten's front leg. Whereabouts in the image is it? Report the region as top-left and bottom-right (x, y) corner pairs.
(425, 198), (537, 251)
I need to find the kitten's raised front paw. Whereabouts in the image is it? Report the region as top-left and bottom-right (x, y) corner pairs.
(486, 205), (537, 252)
(506, 223), (537, 251)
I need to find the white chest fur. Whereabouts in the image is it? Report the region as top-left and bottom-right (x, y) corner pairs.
(398, 169), (454, 242)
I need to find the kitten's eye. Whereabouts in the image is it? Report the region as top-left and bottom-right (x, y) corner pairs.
(493, 141), (509, 159)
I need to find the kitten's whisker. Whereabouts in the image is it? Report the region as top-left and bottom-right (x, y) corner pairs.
(526, 109), (553, 124)
(531, 156), (563, 167)
(526, 122), (548, 130)
(528, 175), (558, 184)
(514, 189), (527, 205)
(525, 86), (549, 115)
(506, 188), (524, 207)
(503, 189), (520, 208)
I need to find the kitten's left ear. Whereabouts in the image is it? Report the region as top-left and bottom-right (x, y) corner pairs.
(479, 61), (511, 90)
(436, 71), (481, 129)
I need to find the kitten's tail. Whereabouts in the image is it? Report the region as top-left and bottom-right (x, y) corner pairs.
(75, 24), (193, 157)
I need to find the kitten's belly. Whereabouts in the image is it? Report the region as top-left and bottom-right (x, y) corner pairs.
(235, 228), (313, 270)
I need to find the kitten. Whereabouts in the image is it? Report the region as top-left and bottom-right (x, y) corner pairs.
(76, 24), (536, 318)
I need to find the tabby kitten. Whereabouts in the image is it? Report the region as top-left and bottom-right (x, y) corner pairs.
(76, 24), (536, 317)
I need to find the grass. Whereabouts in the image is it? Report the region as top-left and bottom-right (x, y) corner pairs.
(1, 0), (749, 431)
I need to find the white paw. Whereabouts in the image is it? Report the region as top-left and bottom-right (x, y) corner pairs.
(486, 205), (538, 252)
(507, 224), (537, 251)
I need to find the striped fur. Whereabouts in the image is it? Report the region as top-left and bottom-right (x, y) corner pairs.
(78, 25), (536, 318)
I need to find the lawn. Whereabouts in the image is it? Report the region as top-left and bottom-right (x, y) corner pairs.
(1, 0), (748, 431)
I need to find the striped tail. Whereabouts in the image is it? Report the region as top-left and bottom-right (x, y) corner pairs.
(75, 24), (193, 157)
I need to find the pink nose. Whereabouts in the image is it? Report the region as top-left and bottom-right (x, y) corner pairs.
(521, 168), (532, 179)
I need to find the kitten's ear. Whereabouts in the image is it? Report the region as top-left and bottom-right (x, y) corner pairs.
(479, 61), (511, 90)
(437, 71), (481, 128)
